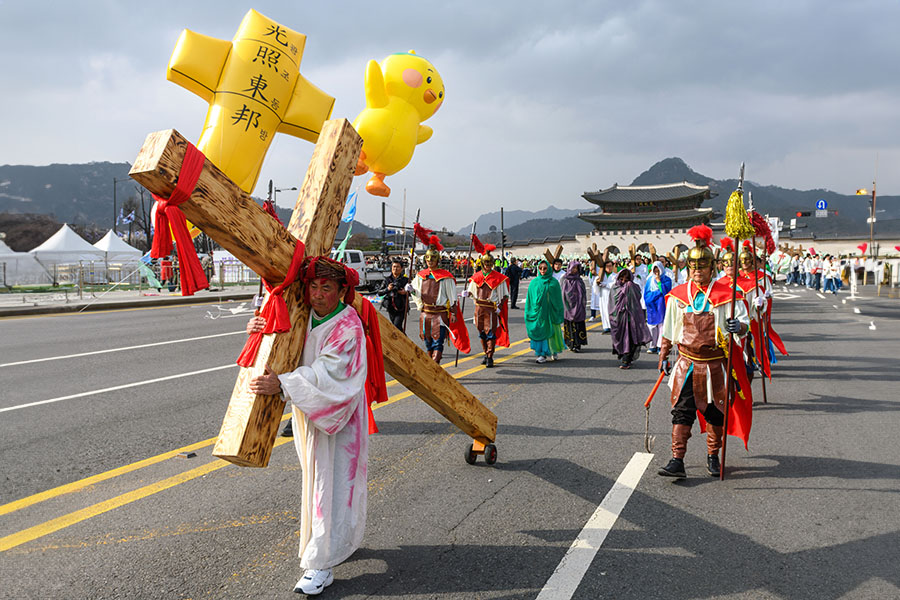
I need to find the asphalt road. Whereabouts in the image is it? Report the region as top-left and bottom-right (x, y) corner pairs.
(1, 283), (899, 599)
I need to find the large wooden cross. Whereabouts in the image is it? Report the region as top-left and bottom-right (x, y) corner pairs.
(130, 119), (497, 467)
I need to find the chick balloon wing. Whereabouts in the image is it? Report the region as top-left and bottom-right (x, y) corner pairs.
(364, 59), (389, 109)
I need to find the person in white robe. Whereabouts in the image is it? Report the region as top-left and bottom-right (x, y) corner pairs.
(249, 258), (368, 596)
(591, 260), (616, 332)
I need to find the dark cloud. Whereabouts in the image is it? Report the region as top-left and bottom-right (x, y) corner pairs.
(1, 0), (899, 228)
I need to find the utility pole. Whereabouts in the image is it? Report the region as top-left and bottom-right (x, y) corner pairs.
(382, 201), (387, 255)
(500, 207), (505, 269)
(113, 177), (119, 235)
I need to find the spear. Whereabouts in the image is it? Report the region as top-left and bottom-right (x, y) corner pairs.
(721, 162), (749, 481)
(747, 192), (768, 404)
(401, 209), (421, 335)
(455, 221), (477, 367)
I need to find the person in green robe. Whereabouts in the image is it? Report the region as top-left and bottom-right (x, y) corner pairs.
(525, 259), (565, 363)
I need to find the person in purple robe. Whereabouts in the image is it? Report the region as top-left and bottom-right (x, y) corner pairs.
(608, 268), (652, 369)
(562, 261), (588, 352)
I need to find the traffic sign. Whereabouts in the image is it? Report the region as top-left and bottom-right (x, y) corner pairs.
(384, 229), (397, 235)
(385, 241), (395, 246)
(816, 199), (827, 210)
(815, 209), (827, 218)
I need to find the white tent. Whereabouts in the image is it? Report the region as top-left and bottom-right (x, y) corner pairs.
(0, 239), (51, 286)
(30, 224), (105, 264)
(29, 224), (106, 284)
(93, 230), (143, 262)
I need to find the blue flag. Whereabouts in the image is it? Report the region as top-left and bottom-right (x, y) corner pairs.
(341, 192), (358, 223)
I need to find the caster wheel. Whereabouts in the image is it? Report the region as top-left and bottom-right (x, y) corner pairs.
(483, 444), (498, 465)
(464, 445), (478, 465)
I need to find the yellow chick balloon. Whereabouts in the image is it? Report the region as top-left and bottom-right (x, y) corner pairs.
(352, 51), (444, 197)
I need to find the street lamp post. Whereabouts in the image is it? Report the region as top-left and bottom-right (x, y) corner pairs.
(869, 181), (877, 261)
(273, 184), (297, 206)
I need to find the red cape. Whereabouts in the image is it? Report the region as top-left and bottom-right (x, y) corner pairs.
(470, 270), (509, 290)
(417, 268), (455, 281)
(667, 278), (744, 308)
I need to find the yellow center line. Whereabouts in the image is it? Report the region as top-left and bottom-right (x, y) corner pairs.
(0, 436), (295, 553)
(0, 321), (603, 552)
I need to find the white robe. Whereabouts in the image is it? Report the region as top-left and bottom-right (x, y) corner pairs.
(278, 305), (368, 570)
(593, 272), (616, 328)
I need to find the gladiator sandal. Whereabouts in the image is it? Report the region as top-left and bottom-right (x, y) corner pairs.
(658, 424), (691, 478)
(486, 339), (495, 368)
(481, 338), (489, 365)
(706, 424), (724, 477)
(433, 350), (442, 365)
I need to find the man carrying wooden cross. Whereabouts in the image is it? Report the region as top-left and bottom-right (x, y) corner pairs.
(247, 256), (374, 595)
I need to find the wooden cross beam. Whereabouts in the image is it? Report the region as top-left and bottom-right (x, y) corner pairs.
(130, 120), (497, 467)
(586, 242), (602, 272)
(543, 244), (563, 264)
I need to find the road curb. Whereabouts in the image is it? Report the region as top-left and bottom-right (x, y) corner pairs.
(0, 291), (257, 317)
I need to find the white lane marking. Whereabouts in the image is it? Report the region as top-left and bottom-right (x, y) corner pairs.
(0, 364), (238, 413)
(869, 321), (877, 330)
(536, 452), (653, 600)
(816, 293), (826, 299)
(0, 331), (245, 368)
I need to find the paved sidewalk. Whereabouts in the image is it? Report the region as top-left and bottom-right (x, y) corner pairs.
(0, 285), (259, 317)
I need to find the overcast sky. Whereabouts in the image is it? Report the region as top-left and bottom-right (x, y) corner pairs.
(1, 0), (898, 230)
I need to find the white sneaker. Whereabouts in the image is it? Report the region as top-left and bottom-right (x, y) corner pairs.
(536, 356), (547, 363)
(551, 354), (559, 362)
(588, 316), (595, 322)
(294, 569), (334, 595)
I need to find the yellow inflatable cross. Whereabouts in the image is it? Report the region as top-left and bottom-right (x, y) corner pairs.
(167, 9), (334, 193)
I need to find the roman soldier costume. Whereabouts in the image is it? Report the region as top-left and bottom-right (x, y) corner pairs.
(409, 224), (458, 364)
(658, 225), (751, 478)
(467, 235), (510, 368)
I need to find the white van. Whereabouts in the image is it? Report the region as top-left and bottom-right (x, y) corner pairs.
(330, 249), (385, 290)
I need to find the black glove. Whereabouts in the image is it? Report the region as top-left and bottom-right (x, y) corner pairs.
(725, 318), (742, 334)
(659, 358), (671, 375)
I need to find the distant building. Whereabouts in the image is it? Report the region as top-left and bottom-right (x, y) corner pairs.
(578, 182), (717, 233)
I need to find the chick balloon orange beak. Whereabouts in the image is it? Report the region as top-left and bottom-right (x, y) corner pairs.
(424, 89), (437, 104)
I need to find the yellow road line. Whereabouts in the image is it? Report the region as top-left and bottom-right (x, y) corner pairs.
(0, 333), (535, 516)
(1, 321), (602, 550)
(0, 436), (293, 553)
(374, 347), (533, 408)
(0, 438), (218, 517)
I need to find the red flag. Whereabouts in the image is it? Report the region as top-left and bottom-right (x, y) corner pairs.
(496, 297), (510, 348)
(697, 340), (753, 450)
(447, 304), (471, 354)
(858, 242), (868, 254)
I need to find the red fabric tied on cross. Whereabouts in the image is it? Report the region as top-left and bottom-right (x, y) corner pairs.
(236, 239), (307, 368)
(150, 143), (209, 296)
